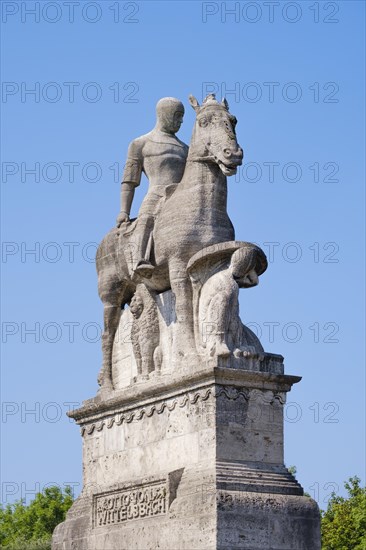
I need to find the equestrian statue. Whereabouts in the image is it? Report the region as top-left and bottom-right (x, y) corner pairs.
(96, 94), (266, 391)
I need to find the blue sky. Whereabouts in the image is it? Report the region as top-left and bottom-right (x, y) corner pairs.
(1, 0), (365, 509)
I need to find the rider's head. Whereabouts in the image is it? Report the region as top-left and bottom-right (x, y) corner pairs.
(156, 97), (184, 135)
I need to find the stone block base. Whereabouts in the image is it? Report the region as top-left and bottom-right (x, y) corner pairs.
(52, 366), (321, 549)
(53, 484), (320, 550)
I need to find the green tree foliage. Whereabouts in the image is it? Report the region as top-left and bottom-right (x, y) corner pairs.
(0, 486), (73, 549)
(321, 476), (366, 549)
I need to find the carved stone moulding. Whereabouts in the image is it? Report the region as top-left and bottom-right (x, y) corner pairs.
(78, 384), (249, 436)
(69, 367), (299, 430)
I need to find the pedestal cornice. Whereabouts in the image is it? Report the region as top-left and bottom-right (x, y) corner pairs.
(68, 365), (301, 432)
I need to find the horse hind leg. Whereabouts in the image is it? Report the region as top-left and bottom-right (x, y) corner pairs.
(98, 283), (128, 391)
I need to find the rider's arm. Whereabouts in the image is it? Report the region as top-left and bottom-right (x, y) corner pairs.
(120, 182), (135, 217)
(117, 140), (143, 225)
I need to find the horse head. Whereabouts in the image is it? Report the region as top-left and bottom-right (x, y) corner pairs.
(188, 93), (243, 176)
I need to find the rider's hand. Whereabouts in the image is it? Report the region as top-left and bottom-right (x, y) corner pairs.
(116, 211), (130, 227)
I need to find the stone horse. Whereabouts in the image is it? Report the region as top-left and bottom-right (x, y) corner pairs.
(96, 94), (243, 389)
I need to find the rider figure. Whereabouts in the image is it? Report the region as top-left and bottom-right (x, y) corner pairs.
(116, 97), (188, 277)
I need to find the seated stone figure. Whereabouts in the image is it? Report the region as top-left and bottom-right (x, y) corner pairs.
(197, 247), (264, 358)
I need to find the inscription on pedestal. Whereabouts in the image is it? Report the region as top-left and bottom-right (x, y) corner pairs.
(93, 481), (167, 527)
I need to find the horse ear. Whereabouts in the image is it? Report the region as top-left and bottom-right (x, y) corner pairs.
(221, 97), (229, 110)
(189, 95), (200, 111)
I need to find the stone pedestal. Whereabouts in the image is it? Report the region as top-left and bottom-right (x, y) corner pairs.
(53, 347), (320, 549)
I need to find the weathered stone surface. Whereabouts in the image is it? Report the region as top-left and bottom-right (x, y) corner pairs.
(53, 95), (321, 548)
(188, 241), (267, 360)
(111, 281), (284, 392)
(96, 94), (244, 391)
(217, 492), (321, 549)
(53, 366), (320, 549)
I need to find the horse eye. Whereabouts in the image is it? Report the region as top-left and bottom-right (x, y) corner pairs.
(199, 117), (208, 127)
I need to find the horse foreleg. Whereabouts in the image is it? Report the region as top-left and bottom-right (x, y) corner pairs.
(170, 265), (196, 356)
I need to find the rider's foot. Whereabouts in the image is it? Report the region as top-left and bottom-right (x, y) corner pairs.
(134, 261), (155, 278)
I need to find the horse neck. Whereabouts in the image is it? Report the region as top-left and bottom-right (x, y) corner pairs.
(179, 158), (227, 205)
(182, 152), (217, 178)
(177, 122), (228, 209)
(180, 149), (227, 189)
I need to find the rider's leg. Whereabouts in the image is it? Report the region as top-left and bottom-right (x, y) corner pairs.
(132, 193), (162, 276)
(132, 214), (155, 275)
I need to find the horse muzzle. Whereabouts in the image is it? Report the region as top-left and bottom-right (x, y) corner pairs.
(216, 146), (243, 176)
